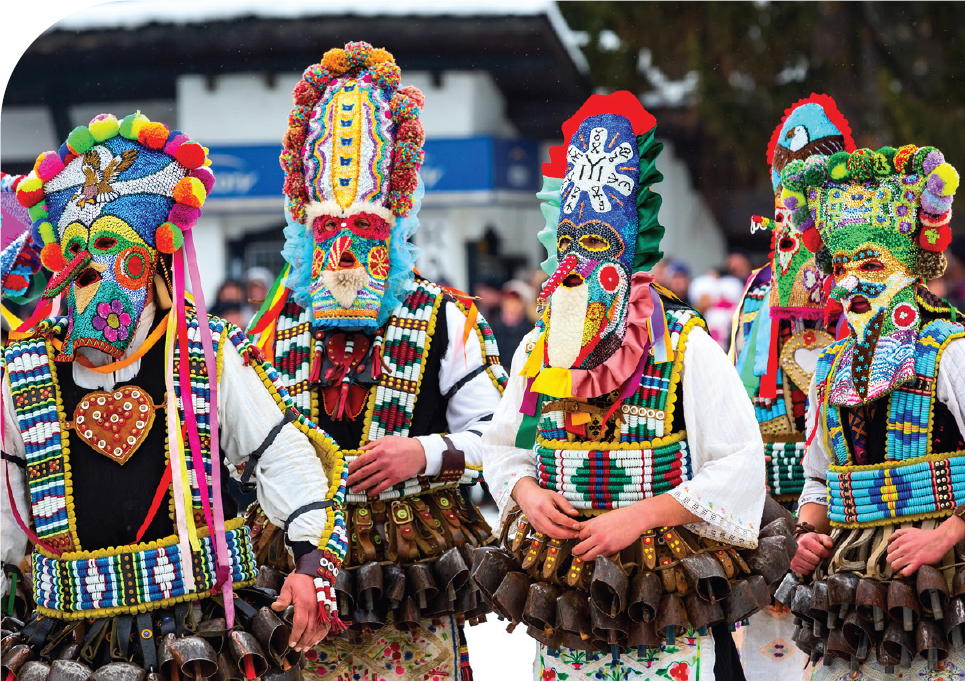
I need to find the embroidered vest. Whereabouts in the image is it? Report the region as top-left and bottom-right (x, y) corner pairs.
(815, 318), (965, 527)
(533, 305), (703, 511)
(270, 277), (507, 503)
(4, 312), (346, 619)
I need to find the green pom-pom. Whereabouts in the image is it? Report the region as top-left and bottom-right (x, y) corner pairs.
(119, 112), (150, 140)
(913, 146), (939, 175)
(782, 159), (808, 192)
(827, 151), (850, 181)
(791, 207), (810, 227)
(38, 222), (57, 245)
(801, 156), (828, 186)
(28, 203), (49, 222)
(66, 126), (95, 154)
(872, 152), (893, 178)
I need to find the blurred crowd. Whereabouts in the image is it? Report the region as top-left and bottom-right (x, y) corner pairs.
(213, 235), (965, 358)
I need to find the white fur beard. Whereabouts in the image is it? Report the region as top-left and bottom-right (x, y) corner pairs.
(320, 267), (369, 308)
(546, 283), (589, 368)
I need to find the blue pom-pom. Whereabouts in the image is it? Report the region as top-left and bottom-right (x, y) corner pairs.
(58, 142), (70, 162)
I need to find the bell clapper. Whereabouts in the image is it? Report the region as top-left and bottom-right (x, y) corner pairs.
(927, 648), (938, 672)
(873, 606), (885, 631)
(665, 626), (675, 647)
(856, 632), (870, 660)
(902, 607), (913, 632)
(929, 591), (943, 621)
(953, 626), (964, 649)
(900, 647), (911, 669)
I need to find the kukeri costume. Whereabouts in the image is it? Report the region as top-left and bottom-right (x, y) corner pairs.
(247, 42), (506, 681)
(731, 95), (854, 680)
(775, 142), (964, 679)
(0, 114), (346, 680)
(479, 93), (787, 680)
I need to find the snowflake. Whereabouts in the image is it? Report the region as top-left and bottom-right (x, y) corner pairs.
(562, 127), (635, 215)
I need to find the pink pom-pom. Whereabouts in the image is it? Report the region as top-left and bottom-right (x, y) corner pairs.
(34, 152), (65, 181)
(292, 80), (320, 106)
(168, 203), (201, 230)
(163, 133), (190, 156)
(189, 167), (216, 195)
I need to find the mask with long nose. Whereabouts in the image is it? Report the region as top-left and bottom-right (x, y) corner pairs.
(542, 113), (639, 370)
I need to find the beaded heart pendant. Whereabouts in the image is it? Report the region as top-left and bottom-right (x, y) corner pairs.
(73, 386), (156, 465)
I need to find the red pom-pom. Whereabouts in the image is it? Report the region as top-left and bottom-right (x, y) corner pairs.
(176, 141), (206, 169)
(283, 126), (307, 150)
(801, 227), (824, 253)
(138, 122), (169, 150)
(390, 167), (418, 194)
(41, 243), (65, 271)
(155, 222), (184, 253)
(292, 80), (320, 106)
(920, 225), (952, 252)
(284, 171), (307, 200)
(16, 183), (44, 208)
(5, 274), (28, 291)
(396, 119), (425, 146)
(398, 86), (425, 108)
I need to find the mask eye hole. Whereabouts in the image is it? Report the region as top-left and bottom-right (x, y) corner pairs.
(834, 265), (845, 277)
(579, 235), (609, 251)
(558, 236), (572, 251)
(779, 237), (796, 251)
(354, 217), (370, 229)
(859, 260), (884, 272)
(68, 242), (82, 255)
(93, 236), (117, 251)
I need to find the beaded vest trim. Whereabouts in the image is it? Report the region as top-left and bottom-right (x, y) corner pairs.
(271, 278), (507, 503)
(535, 308), (703, 510)
(817, 318), (965, 527)
(5, 311), (348, 617)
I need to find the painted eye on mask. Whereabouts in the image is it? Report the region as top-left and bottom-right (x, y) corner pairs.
(579, 235), (610, 252)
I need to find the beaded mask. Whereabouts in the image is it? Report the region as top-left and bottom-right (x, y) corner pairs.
(17, 112), (214, 361)
(541, 113), (640, 370)
(783, 145), (959, 404)
(760, 95), (855, 318)
(280, 41), (425, 331)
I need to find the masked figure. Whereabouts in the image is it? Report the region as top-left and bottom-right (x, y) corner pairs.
(1, 113), (346, 680)
(247, 42), (506, 681)
(730, 94), (854, 681)
(782, 143), (965, 679)
(480, 93), (783, 681)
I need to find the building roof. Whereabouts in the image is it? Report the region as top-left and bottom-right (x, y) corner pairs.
(6, 1), (592, 141)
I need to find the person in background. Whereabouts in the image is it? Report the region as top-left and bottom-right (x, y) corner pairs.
(488, 279), (535, 360)
(665, 258), (692, 306)
(472, 273), (503, 320)
(211, 278), (248, 318)
(245, 266), (273, 314)
(690, 266), (744, 351)
(527, 267), (549, 323)
(725, 247), (753, 286)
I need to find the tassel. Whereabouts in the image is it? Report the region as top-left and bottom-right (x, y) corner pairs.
(310, 345), (322, 383)
(335, 381), (350, 419)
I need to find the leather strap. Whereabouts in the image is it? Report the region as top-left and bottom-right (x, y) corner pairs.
(0, 450), (26, 468)
(240, 408), (297, 494)
(435, 436), (465, 483)
(295, 549), (326, 577)
(136, 612), (157, 673)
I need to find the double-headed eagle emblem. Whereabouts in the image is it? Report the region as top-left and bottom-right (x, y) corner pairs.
(74, 148), (138, 208)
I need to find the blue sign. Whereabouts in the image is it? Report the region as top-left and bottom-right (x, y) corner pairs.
(205, 136), (540, 201)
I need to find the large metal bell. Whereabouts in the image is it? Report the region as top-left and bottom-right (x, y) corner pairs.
(679, 553), (729, 603)
(589, 555), (628, 618)
(1, 644), (34, 679)
(46, 659), (94, 681)
(522, 582), (560, 637)
(228, 631), (269, 680)
(492, 572), (531, 626)
(13, 660), (49, 681)
(169, 635), (219, 680)
(90, 662), (147, 680)
(252, 607), (292, 667)
(627, 572), (662, 623)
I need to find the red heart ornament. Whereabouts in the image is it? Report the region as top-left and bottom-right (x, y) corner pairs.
(73, 385), (156, 465)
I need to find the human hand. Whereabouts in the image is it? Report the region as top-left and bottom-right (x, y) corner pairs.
(572, 506), (644, 561)
(271, 572), (330, 651)
(513, 478), (581, 540)
(789, 532), (833, 575)
(887, 518), (964, 577)
(347, 436), (427, 496)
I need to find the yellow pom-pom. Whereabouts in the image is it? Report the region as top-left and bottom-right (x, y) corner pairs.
(367, 48), (394, 66)
(88, 114), (120, 142)
(829, 162), (849, 181)
(172, 177), (206, 208)
(780, 187), (806, 212)
(320, 49), (350, 74)
(935, 162), (960, 197)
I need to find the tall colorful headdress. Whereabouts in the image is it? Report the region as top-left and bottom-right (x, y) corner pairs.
(782, 145), (959, 279)
(752, 94), (856, 318)
(11, 113), (246, 623)
(272, 41), (425, 330)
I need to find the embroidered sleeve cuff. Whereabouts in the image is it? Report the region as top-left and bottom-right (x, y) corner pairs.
(798, 478), (829, 509)
(415, 434), (446, 477)
(669, 487), (760, 549)
(294, 548), (326, 575)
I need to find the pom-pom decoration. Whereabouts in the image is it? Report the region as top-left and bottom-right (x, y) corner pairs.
(175, 141), (207, 170)
(894, 145), (918, 174)
(66, 126), (96, 155)
(846, 149), (875, 181)
(168, 203), (201, 230)
(88, 113), (120, 142)
(40, 242), (65, 271)
(33, 152), (65, 182)
(172, 176), (207, 209)
(16, 176), (44, 208)
(137, 121), (169, 150)
(920, 224), (952, 252)
(155, 222), (185, 253)
(119, 112), (149, 140)
(189, 167), (216, 195)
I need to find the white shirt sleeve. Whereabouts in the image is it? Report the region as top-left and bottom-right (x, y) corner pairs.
(799, 371), (832, 509)
(935, 337), (965, 436)
(217, 342), (330, 547)
(479, 334), (540, 528)
(1, 378), (30, 595)
(669, 325), (767, 549)
(415, 301), (504, 477)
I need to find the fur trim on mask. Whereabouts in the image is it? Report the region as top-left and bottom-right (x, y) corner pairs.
(546, 282), (589, 368)
(321, 267), (369, 308)
(304, 200), (397, 228)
